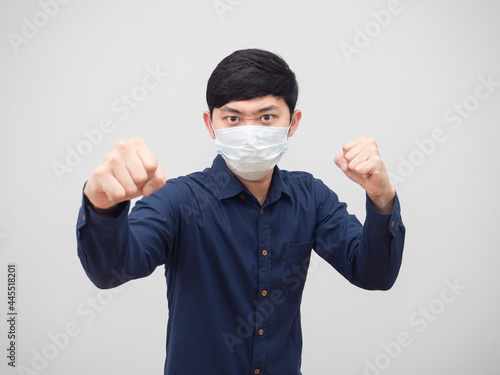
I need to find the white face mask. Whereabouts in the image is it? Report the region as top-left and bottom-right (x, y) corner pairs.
(213, 124), (291, 180)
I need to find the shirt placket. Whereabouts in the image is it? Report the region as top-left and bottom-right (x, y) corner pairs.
(251, 206), (271, 375)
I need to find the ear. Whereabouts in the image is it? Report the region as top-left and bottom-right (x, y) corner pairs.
(203, 111), (215, 139)
(288, 109), (302, 138)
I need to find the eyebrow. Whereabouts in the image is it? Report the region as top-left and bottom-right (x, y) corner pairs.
(219, 105), (282, 115)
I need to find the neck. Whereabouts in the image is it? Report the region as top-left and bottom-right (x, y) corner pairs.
(228, 164), (273, 206)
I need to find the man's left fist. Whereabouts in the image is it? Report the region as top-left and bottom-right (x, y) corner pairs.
(334, 136), (395, 214)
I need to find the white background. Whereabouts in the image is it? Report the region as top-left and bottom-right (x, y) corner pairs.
(1, 0), (499, 374)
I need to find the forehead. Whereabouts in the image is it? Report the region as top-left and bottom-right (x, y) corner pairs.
(217, 95), (288, 115)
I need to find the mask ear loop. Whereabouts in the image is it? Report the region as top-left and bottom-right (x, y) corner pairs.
(287, 115), (294, 137)
(210, 121), (217, 139)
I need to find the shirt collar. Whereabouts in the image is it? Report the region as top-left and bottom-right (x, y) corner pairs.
(211, 155), (293, 205)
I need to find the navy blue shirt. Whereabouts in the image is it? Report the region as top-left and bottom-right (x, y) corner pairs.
(76, 155), (405, 375)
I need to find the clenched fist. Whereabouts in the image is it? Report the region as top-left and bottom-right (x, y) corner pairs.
(334, 137), (395, 214)
(84, 137), (166, 210)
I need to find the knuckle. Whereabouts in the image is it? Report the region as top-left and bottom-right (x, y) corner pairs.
(143, 159), (158, 173)
(111, 190), (127, 203)
(93, 164), (105, 176)
(114, 140), (128, 152)
(103, 153), (115, 163)
(104, 153), (120, 169)
(93, 165), (109, 180)
(123, 184), (139, 197)
(133, 170), (149, 186)
(129, 136), (145, 146)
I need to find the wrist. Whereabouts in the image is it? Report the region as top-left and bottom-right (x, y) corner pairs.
(367, 185), (396, 214)
(83, 193), (120, 218)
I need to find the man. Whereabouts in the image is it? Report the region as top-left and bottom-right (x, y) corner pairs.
(77, 48), (405, 374)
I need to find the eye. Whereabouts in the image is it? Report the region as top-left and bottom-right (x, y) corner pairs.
(228, 116), (239, 123)
(260, 114), (273, 122)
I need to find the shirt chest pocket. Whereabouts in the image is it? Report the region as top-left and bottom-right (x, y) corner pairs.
(282, 241), (314, 301)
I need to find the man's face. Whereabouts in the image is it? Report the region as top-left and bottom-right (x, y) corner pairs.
(203, 95), (301, 139)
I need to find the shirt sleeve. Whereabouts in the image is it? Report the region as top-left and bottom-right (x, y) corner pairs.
(312, 179), (405, 290)
(76, 182), (181, 289)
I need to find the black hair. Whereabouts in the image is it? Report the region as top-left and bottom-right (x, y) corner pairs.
(206, 49), (298, 119)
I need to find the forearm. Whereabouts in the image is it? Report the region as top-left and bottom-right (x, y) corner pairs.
(313, 180), (405, 290)
(354, 193), (405, 290)
(77, 194), (171, 290)
(367, 184), (396, 215)
(77, 198), (133, 289)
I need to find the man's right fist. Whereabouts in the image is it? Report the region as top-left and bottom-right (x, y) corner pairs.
(84, 137), (166, 210)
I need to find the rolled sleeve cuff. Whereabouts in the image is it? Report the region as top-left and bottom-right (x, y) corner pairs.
(365, 191), (403, 238)
(77, 183), (130, 231)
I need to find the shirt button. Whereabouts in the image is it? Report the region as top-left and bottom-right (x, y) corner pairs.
(262, 290), (268, 296)
(260, 209), (264, 215)
(259, 329), (264, 335)
(240, 194), (245, 199)
(262, 249), (268, 256)
(254, 370), (260, 374)
(390, 221), (395, 228)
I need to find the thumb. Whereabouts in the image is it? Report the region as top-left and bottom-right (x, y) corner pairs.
(334, 154), (348, 172)
(334, 154), (362, 186)
(141, 166), (166, 197)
